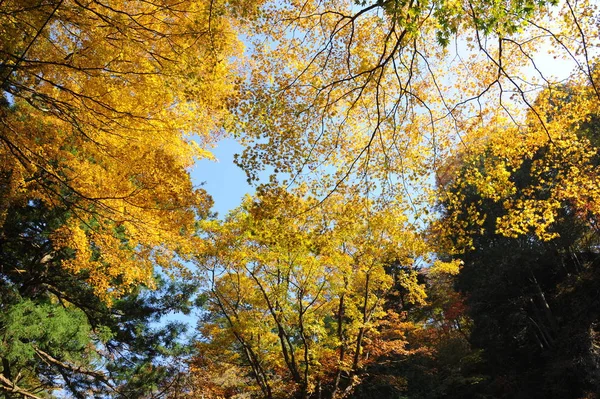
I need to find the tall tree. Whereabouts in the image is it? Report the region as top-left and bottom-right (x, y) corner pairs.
(0, 199), (201, 398)
(192, 185), (428, 398)
(434, 75), (600, 397)
(0, 0), (251, 397)
(230, 0), (599, 219)
(0, 0), (245, 298)
(350, 260), (483, 399)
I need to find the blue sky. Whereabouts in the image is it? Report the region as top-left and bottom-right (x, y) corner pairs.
(191, 138), (253, 218)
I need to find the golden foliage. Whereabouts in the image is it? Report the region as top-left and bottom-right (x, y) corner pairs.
(193, 185), (428, 397)
(436, 70), (600, 253)
(0, 0), (245, 299)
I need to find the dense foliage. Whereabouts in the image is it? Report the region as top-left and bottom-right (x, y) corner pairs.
(2, 0), (600, 398)
(0, 198), (201, 398)
(192, 186), (428, 398)
(433, 77), (600, 398)
(0, 0), (239, 396)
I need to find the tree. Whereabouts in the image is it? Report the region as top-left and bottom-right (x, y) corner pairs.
(0, 0), (245, 298)
(0, 198), (202, 398)
(434, 75), (600, 397)
(229, 0), (599, 218)
(0, 1), (253, 397)
(192, 185), (428, 398)
(350, 260), (484, 399)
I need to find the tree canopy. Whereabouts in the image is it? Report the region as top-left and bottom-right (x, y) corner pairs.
(1, 0), (242, 397)
(233, 0), (599, 206)
(0, 0), (242, 298)
(2, 0), (600, 398)
(193, 186), (428, 398)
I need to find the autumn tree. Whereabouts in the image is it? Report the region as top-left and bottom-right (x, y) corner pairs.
(434, 73), (600, 397)
(0, 0), (248, 298)
(0, 197), (205, 398)
(225, 0), (599, 222)
(192, 185), (428, 398)
(0, 0), (254, 397)
(350, 260), (484, 399)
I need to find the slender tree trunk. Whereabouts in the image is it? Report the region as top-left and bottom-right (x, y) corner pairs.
(332, 287), (347, 399)
(250, 270), (302, 383)
(213, 289), (273, 398)
(352, 273), (370, 371)
(530, 271), (558, 336)
(528, 302), (553, 349)
(298, 290), (311, 399)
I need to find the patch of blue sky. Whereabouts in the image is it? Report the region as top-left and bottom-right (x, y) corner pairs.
(191, 138), (251, 218)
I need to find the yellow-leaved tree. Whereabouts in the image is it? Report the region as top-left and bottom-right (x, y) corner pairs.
(0, 0), (249, 299)
(230, 0), (600, 219)
(436, 67), (600, 252)
(191, 185), (428, 398)
(427, 67), (600, 397)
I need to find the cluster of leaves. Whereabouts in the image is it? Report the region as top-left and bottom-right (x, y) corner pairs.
(0, 199), (201, 398)
(191, 186), (429, 398)
(350, 261), (483, 399)
(0, 0), (248, 397)
(187, 183), (502, 399)
(337, 67), (600, 399)
(433, 73), (600, 397)
(230, 0), (587, 207)
(0, 0), (243, 299)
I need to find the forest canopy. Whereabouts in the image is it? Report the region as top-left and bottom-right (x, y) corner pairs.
(1, 0), (600, 398)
